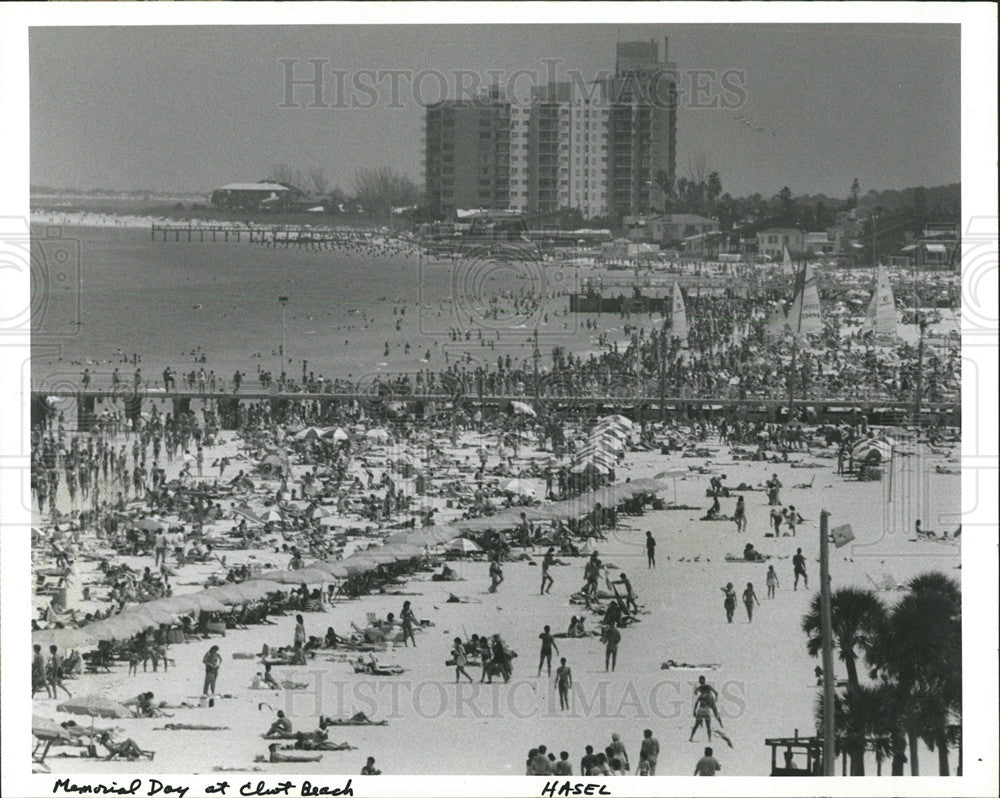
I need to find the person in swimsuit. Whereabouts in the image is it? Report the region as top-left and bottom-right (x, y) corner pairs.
(721, 583), (737, 624)
(451, 637), (474, 683)
(694, 675), (724, 725)
(733, 495), (747, 533)
(555, 657), (573, 711)
(743, 582), (760, 621)
(792, 548), (808, 590)
(766, 565), (779, 598)
(645, 531), (656, 568)
(400, 601), (417, 648)
(537, 625), (559, 677)
(540, 547), (556, 594)
(689, 693), (714, 741)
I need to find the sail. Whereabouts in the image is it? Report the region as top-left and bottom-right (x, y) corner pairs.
(670, 281), (688, 345)
(781, 246), (796, 276)
(863, 264), (897, 337)
(765, 303), (789, 341)
(788, 263), (823, 336)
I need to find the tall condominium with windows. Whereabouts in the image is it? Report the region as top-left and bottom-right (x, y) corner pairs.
(424, 40), (676, 220)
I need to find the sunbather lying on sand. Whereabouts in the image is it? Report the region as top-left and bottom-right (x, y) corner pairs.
(257, 743), (321, 763)
(319, 712), (388, 728)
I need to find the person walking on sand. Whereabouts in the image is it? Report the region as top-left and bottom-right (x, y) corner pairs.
(202, 644), (221, 696)
(400, 601), (417, 647)
(689, 692), (714, 742)
(742, 582), (760, 621)
(694, 746), (721, 776)
(721, 583), (737, 624)
(694, 675), (724, 726)
(488, 556), (504, 593)
(538, 625), (559, 677)
(639, 729), (659, 775)
(540, 547), (555, 595)
(33, 644), (52, 698)
(555, 657), (573, 711)
(733, 495), (747, 533)
(792, 548), (808, 590)
(451, 637), (474, 683)
(47, 645), (72, 699)
(604, 623), (621, 672)
(645, 531), (656, 568)
(293, 614), (306, 650)
(609, 733), (629, 772)
(766, 565), (779, 598)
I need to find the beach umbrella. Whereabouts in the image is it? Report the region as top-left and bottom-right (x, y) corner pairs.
(852, 439), (891, 463)
(325, 427), (350, 442)
(156, 593), (214, 614)
(338, 557), (380, 576)
(654, 467), (688, 502)
(258, 454), (288, 470)
(260, 567), (330, 585)
(446, 537), (481, 553)
(202, 584), (246, 605)
(128, 604), (180, 626)
(381, 543), (425, 560)
(57, 695), (133, 720)
(571, 460), (612, 475)
(511, 401), (537, 417)
(233, 580), (284, 598)
(310, 506), (337, 519)
(501, 478), (535, 496)
(92, 614), (153, 638)
(259, 508), (286, 523)
(33, 626), (99, 651)
(307, 561), (349, 579)
(294, 426), (326, 441)
(132, 518), (167, 532)
(364, 428), (391, 442)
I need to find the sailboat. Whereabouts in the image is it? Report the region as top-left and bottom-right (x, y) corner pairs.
(787, 263), (823, 337)
(764, 302), (789, 342)
(781, 246), (796, 276)
(863, 264), (897, 338)
(670, 280), (688, 346)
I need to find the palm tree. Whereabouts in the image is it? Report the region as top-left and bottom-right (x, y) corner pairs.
(803, 587), (886, 687)
(867, 572), (961, 775)
(802, 587), (886, 774)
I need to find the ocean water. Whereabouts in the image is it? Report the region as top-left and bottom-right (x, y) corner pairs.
(30, 225), (586, 391)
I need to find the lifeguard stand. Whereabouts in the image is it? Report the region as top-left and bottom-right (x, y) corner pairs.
(765, 730), (823, 776)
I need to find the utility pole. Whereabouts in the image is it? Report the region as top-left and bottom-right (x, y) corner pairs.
(278, 296), (289, 382)
(659, 319), (668, 422)
(914, 315), (926, 422)
(819, 509), (836, 776)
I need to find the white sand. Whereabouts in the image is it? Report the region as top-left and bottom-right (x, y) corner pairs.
(34, 429), (961, 776)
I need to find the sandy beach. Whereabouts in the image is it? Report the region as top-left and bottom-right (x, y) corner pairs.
(32, 419), (961, 776)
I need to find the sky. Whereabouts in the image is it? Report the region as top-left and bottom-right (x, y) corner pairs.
(29, 23), (960, 199)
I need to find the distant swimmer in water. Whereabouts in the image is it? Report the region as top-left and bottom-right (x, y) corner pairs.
(192, 304), (203, 310)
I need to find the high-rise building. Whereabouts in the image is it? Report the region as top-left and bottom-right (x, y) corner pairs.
(423, 88), (511, 214)
(424, 40), (676, 220)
